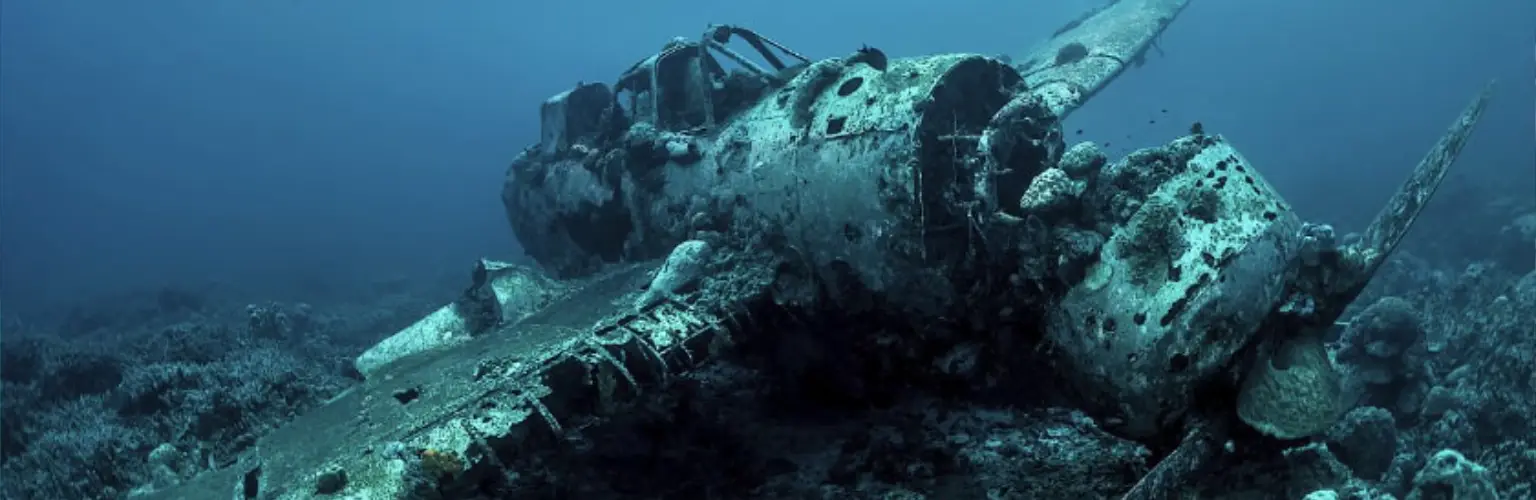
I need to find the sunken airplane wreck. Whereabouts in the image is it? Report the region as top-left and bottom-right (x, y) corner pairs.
(148, 1), (1494, 499)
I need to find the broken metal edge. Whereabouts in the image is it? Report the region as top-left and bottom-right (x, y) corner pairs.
(141, 263), (766, 500)
(1017, 0), (1193, 118)
(1118, 416), (1230, 500)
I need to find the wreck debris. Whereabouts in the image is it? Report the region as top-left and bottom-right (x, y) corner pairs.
(635, 239), (712, 309)
(506, 49), (1059, 305)
(1045, 133), (1304, 441)
(141, 2), (1500, 496)
(1018, 0), (1193, 117)
(145, 262), (767, 499)
(354, 259), (569, 378)
(1116, 83), (1497, 500)
(613, 24), (810, 132)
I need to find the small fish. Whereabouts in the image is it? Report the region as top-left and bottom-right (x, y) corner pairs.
(850, 45), (888, 72)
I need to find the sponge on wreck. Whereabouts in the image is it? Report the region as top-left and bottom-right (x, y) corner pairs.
(1237, 332), (1344, 439)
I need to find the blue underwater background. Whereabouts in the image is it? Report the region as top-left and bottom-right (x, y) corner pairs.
(1, 1), (1533, 498)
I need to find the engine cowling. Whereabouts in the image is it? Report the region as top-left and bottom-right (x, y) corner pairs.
(1043, 135), (1304, 440)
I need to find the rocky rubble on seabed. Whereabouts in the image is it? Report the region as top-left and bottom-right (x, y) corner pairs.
(0, 279), (454, 500)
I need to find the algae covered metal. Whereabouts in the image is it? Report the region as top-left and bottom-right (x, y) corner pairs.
(143, 1), (1498, 497)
